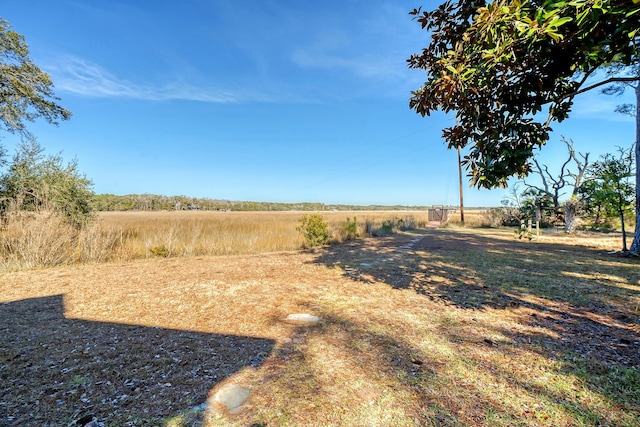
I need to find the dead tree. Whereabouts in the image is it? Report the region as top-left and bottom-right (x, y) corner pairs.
(525, 137), (590, 232)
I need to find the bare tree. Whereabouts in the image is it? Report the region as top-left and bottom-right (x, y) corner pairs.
(524, 137), (590, 231)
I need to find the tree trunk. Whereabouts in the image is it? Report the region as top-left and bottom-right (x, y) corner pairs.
(620, 209), (628, 251)
(629, 81), (640, 253)
(564, 201), (578, 233)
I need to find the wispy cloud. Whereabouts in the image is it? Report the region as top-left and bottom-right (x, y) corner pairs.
(292, 49), (406, 80)
(46, 56), (273, 103)
(289, 3), (424, 93)
(571, 89), (635, 122)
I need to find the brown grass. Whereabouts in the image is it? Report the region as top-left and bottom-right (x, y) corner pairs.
(443, 209), (492, 228)
(1, 226), (639, 426)
(94, 210), (432, 260)
(0, 210), (431, 270)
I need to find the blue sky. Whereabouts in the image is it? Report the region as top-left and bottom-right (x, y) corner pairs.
(1, 0), (636, 207)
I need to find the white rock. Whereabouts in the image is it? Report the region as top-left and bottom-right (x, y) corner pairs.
(285, 313), (321, 323)
(209, 383), (252, 414)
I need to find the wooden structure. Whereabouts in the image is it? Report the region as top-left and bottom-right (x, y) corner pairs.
(428, 206), (454, 222)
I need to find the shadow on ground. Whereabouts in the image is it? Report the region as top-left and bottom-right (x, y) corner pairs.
(310, 228), (640, 423)
(253, 310), (469, 426)
(0, 295), (274, 426)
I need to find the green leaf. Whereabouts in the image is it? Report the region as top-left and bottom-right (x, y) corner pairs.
(549, 16), (573, 27)
(625, 7), (640, 17)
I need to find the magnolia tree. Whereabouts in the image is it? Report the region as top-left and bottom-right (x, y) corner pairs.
(408, 0), (640, 251)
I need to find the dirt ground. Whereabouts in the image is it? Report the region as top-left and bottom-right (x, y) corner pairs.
(1, 228), (639, 426)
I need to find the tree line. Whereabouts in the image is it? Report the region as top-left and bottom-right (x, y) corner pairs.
(92, 193), (432, 212)
(0, 139), (433, 216)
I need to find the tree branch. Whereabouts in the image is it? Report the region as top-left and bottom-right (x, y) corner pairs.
(544, 74), (638, 129)
(571, 76), (640, 98)
(532, 158), (550, 194)
(562, 136), (590, 195)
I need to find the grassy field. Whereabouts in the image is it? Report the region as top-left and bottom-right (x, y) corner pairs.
(0, 210), (434, 269)
(98, 210), (433, 258)
(2, 221), (639, 426)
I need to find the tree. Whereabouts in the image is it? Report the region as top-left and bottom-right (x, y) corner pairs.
(499, 182), (544, 225)
(0, 18), (71, 137)
(0, 138), (95, 228)
(519, 186), (554, 224)
(523, 137), (589, 230)
(579, 147), (635, 251)
(408, 0), (640, 249)
(526, 138), (588, 208)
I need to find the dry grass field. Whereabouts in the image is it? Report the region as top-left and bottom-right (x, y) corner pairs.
(2, 218), (639, 426)
(97, 210), (433, 258)
(0, 210), (433, 269)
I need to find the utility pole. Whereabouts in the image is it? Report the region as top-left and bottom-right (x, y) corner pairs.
(457, 145), (465, 225)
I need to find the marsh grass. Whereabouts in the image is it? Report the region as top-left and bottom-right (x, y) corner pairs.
(0, 210), (431, 270)
(445, 209), (509, 228)
(0, 210), (124, 269)
(89, 211), (431, 260)
(0, 211), (76, 269)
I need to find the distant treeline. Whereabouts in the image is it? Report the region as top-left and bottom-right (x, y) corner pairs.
(93, 193), (435, 212)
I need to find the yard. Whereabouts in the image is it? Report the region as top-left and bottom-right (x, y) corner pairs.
(1, 225), (639, 426)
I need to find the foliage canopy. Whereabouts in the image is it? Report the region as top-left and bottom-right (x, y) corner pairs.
(0, 18), (71, 136)
(408, 0), (639, 188)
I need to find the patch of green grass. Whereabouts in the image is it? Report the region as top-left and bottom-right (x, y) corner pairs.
(71, 375), (90, 386)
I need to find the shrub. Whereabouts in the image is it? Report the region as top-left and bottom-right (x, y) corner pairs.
(341, 216), (359, 241)
(142, 221), (182, 258)
(149, 244), (170, 257)
(365, 220), (375, 236)
(0, 139), (96, 229)
(480, 207), (520, 227)
(297, 214), (330, 248)
(371, 219), (397, 236)
(400, 216), (416, 230)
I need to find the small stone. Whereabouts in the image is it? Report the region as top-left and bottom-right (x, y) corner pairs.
(192, 402), (207, 411)
(209, 383), (252, 414)
(285, 313), (321, 323)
